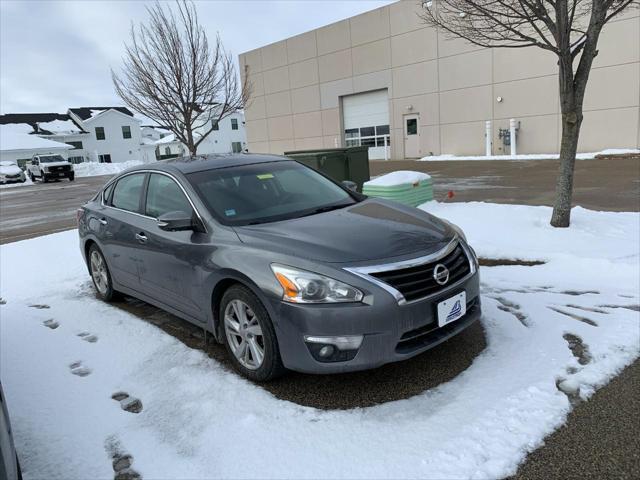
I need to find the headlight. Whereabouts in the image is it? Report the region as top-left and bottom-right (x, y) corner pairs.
(271, 264), (363, 304)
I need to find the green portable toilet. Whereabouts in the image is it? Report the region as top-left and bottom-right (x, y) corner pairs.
(363, 171), (434, 207)
(284, 146), (370, 192)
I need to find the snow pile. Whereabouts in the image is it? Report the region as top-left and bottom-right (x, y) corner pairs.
(364, 170), (431, 187)
(74, 160), (144, 178)
(421, 148), (640, 161)
(1, 203), (638, 479)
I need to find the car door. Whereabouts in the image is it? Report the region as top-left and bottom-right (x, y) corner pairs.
(135, 172), (206, 320)
(98, 172), (148, 290)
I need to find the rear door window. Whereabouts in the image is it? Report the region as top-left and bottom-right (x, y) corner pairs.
(145, 173), (193, 219)
(111, 173), (145, 213)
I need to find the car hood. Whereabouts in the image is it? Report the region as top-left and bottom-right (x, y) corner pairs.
(42, 161), (71, 168)
(233, 198), (454, 263)
(0, 165), (23, 175)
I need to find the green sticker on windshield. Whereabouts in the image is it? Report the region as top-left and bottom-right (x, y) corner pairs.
(257, 173), (273, 180)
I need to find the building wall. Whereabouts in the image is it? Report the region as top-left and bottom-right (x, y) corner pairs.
(196, 112), (248, 154)
(239, 0), (640, 159)
(70, 110), (143, 163)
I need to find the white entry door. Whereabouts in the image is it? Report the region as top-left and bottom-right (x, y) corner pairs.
(403, 114), (420, 158)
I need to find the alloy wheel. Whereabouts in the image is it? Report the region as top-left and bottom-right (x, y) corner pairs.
(90, 250), (109, 295)
(224, 299), (265, 370)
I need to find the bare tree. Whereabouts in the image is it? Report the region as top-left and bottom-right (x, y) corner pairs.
(420, 1), (638, 227)
(112, 0), (250, 156)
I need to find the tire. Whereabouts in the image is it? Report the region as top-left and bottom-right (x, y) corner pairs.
(88, 244), (117, 301)
(220, 285), (285, 382)
(69, 173), (75, 181)
(29, 172), (34, 182)
(41, 174), (48, 183)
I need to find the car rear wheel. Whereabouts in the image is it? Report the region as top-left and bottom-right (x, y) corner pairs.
(88, 244), (117, 301)
(220, 285), (285, 382)
(69, 173), (75, 181)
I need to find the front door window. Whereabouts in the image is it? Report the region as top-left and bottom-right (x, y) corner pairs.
(406, 118), (417, 135)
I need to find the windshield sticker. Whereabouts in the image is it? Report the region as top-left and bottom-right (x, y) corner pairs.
(225, 209), (237, 217)
(256, 173), (273, 180)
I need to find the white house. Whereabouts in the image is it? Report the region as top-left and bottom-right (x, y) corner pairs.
(67, 107), (142, 163)
(195, 112), (247, 155)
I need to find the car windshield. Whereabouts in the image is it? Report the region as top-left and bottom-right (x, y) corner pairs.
(40, 155), (66, 163)
(187, 160), (357, 226)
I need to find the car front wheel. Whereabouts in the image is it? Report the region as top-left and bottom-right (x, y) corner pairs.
(88, 244), (117, 301)
(220, 285), (285, 382)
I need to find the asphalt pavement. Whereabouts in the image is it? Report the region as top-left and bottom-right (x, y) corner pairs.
(1, 157), (639, 478)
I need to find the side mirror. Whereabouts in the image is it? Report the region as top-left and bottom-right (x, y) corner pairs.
(342, 180), (358, 192)
(157, 211), (194, 232)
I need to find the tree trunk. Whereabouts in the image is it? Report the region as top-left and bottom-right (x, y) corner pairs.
(551, 109), (583, 227)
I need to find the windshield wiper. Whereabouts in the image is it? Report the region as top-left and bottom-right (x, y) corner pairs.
(297, 203), (352, 218)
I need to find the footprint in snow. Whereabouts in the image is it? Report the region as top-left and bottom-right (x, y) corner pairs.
(105, 435), (142, 480)
(563, 332), (592, 366)
(29, 304), (50, 309)
(491, 296), (530, 327)
(548, 306), (598, 327)
(43, 319), (59, 329)
(77, 332), (98, 343)
(69, 361), (92, 377)
(111, 392), (143, 414)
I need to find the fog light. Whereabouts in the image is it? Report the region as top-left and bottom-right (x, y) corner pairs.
(304, 335), (364, 350)
(318, 345), (334, 358)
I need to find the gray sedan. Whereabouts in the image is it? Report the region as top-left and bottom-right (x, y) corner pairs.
(78, 154), (480, 381)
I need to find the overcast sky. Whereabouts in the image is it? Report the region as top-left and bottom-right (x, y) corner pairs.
(0, 0), (393, 114)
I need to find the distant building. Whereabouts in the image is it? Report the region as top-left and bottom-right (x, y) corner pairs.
(0, 108), (248, 165)
(239, 0), (639, 159)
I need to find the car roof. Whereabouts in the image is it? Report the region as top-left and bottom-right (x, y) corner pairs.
(128, 153), (291, 175)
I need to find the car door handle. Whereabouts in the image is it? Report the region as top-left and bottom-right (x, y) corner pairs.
(135, 233), (148, 243)
(99, 218), (108, 225)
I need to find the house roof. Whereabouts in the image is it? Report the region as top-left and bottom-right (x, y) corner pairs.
(68, 107), (134, 121)
(0, 113), (86, 135)
(0, 124), (73, 152)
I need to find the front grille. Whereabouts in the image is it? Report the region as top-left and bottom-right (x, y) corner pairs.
(49, 165), (70, 172)
(369, 244), (471, 302)
(395, 298), (479, 354)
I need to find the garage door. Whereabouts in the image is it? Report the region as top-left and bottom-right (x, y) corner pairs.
(343, 90), (390, 160)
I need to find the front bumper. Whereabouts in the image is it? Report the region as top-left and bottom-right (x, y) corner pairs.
(270, 269), (481, 374)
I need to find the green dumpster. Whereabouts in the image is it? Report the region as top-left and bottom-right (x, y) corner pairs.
(363, 171), (434, 207)
(284, 146), (370, 192)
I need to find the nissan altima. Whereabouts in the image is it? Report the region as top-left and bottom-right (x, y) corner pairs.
(78, 154), (480, 381)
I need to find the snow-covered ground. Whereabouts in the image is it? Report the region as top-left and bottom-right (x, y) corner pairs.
(420, 148), (640, 161)
(74, 160), (144, 178)
(0, 203), (638, 479)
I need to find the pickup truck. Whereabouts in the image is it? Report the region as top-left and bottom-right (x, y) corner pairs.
(27, 154), (74, 183)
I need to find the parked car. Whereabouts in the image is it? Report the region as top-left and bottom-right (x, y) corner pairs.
(0, 161), (26, 184)
(27, 155), (74, 183)
(78, 154), (480, 381)
(0, 382), (21, 480)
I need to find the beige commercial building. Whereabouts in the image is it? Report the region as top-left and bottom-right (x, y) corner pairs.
(239, 0), (640, 159)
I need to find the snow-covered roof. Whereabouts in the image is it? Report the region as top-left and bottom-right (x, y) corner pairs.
(37, 119), (86, 136)
(0, 125), (73, 152)
(69, 107), (134, 121)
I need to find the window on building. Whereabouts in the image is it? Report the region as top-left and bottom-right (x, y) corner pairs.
(231, 142), (242, 153)
(231, 118), (238, 130)
(98, 154), (112, 163)
(95, 127), (105, 140)
(212, 120), (219, 131)
(66, 141), (83, 150)
(122, 125), (132, 139)
(344, 125), (391, 148)
(68, 156), (85, 164)
(145, 173), (193, 219)
(111, 173), (145, 213)
(406, 118), (417, 135)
